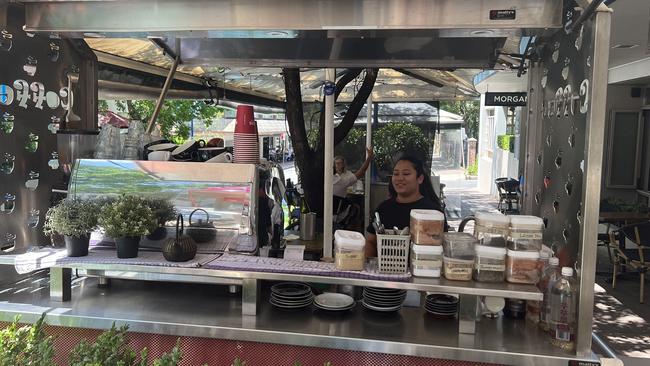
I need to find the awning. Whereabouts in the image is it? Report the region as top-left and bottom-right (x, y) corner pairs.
(218, 119), (290, 137)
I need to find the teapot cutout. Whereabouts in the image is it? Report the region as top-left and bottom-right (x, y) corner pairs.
(1, 112), (14, 134)
(1, 153), (15, 174)
(23, 56), (37, 76)
(48, 42), (60, 62)
(1, 233), (16, 253)
(25, 171), (39, 191)
(1, 193), (16, 214)
(0, 30), (12, 52)
(48, 151), (60, 170)
(25, 133), (39, 153)
(48, 116), (60, 134)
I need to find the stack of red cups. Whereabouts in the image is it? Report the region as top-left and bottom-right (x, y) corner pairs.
(233, 105), (260, 164)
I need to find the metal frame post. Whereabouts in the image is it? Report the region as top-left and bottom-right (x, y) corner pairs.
(50, 267), (72, 302)
(576, 9), (611, 357)
(146, 38), (181, 134)
(364, 93), (373, 234)
(323, 69), (335, 258)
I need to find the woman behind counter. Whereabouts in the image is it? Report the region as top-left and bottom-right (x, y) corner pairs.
(365, 156), (447, 257)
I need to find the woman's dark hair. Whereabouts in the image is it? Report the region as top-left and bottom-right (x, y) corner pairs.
(388, 155), (443, 208)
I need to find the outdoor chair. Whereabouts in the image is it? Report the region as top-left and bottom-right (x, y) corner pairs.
(609, 221), (650, 303)
(495, 177), (520, 214)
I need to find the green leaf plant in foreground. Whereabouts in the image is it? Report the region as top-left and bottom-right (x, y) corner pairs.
(0, 314), (56, 366)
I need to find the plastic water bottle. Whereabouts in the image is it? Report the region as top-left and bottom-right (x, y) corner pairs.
(549, 267), (577, 351)
(539, 257), (561, 330)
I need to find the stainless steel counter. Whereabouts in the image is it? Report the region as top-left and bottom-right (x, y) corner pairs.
(0, 274), (599, 366)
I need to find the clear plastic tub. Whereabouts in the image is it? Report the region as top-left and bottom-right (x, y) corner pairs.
(443, 256), (474, 281)
(508, 216), (544, 251)
(473, 245), (507, 282)
(506, 249), (540, 284)
(410, 209), (445, 245)
(411, 244), (442, 278)
(442, 232), (477, 259)
(334, 230), (365, 271)
(475, 212), (510, 248)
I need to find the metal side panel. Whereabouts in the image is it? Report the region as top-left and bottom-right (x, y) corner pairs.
(24, 0), (562, 33)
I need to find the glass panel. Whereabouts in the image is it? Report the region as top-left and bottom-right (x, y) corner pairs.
(69, 159), (255, 231)
(609, 112), (640, 187)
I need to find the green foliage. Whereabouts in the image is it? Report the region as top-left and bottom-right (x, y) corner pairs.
(98, 195), (157, 237)
(98, 100), (109, 114)
(497, 134), (514, 152)
(0, 315), (55, 366)
(145, 198), (177, 225)
(466, 161), (478, 176)
(43, 198), (99, 237)
(334, 127), (367, 169)
(111, 100), (223, 142)
(373, 122), (429, 171)
(150, 339), (183, 366)
(231, 358), (246, 366)
(69, 323), (140, 366)
(600, 197), (649, 213)
(440, 100), (480, 139)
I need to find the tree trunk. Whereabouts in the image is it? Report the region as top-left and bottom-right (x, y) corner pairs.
(283, 67), (378, 216)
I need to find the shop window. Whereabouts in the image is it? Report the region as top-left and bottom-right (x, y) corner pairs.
(606, 110), (642, 188)
(506, 107), (516, 135)
(482, 108), (495, 158)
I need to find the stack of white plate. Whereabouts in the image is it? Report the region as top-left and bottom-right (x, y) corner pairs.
(269, 282), (313, 309)
(424, 293), (458, 318)
(313, 293), (356, 312)
(361, 287), (406, 312)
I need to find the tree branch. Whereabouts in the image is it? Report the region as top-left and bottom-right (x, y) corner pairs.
(334, 68), (378, 145)
(317, 68), (363, 151)
(282, 68), (312, 157)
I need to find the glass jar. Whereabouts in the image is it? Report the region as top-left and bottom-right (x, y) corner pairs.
(442, 232), (477, 259)
(473, 245), (507, 282)
(475, 212), (510, 248)
(508, 216), (544, 251)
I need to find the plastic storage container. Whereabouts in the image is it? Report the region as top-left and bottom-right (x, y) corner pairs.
(443, 256), (474, 281)
(442, 232), (477, 259)
(475, 212), (510, 248)
(508, 216), (544, 251)
(473, 245), (507, 282)
(506, 249), (540, 284)
(410, 209), (445, 245)
(411, 244), (443, 277)
(334, 230), (365, 271)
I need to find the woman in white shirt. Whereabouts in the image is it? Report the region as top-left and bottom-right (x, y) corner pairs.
(333, 147), (374, 198)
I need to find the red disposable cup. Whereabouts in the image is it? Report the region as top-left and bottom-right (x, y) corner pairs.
(235, 105), (257, 134)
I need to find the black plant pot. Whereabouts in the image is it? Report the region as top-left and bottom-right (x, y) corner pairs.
(115, 236), (141, 258)
(146, 226), (167, 241)
(64, 235), (90, 257)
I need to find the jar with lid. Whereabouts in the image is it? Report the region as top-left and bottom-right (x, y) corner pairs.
(442, 233), (476, 281)
(506, 249), (541, 284)
(334, 230), (365, 271)
(473, 245), (507, 282)
(410, 209), (445, 245)
(475, 212), (510, 248)
(508, 216), (544, 251)
(411, 244), (442, 277)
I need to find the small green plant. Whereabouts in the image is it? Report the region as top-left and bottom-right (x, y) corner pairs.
(43, 198), (99, 238)
(466, 161), (478, 176)
(145, 198), (177, 225)
(373, 122), (429, 171)
(98, 195), (157, 238)
(69, 323), (140, 366)
(497, 134), (515, 153)
(232, 357), (246, 366)
(150, 339), (183, 366)
(0, 314), (56, 366)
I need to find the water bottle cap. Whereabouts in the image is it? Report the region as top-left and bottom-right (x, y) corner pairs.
(561, 267), (573, 276)
(549, 257), (559, 266)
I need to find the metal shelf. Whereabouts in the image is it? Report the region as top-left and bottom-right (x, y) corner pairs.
(0, 276), (597, 366)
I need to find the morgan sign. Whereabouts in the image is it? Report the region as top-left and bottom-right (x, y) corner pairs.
(485, 92), (528, 106)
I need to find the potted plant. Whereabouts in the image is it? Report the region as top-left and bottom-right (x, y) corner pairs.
(145, 198), (176, 240)
(43, 198), (98, 257)
(99, 195), (157, 258)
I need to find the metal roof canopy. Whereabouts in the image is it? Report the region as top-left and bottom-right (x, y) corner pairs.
(19, 0), (563, 104)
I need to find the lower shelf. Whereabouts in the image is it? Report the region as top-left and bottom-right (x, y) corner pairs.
(0, 274), (599, 366)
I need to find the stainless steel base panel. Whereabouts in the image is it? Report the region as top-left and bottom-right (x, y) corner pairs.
(0, 275), (601, 366)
